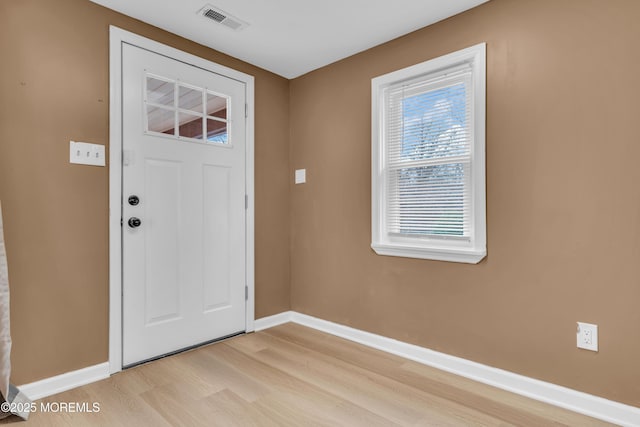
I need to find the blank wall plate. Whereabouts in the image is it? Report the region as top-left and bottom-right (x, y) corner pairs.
(70, 141), (106, 167)
(295, 169), (306, 184)
(577, 322), (598, 352)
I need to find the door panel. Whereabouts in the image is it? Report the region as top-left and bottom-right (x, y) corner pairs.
(202, 164), (231, 312)
(122, 43), (246, 366)
(144, 159), (182, 325)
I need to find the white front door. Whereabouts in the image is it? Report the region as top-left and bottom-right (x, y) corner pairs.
(121, 43), (247, 366)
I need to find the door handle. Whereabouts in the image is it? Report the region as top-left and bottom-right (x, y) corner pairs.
(128, 217), (142, 228)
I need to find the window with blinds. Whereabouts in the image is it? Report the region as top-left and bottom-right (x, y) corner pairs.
(371, 44), (486, 263)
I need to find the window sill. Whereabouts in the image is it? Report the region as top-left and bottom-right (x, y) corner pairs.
(371, 243), (486, 264)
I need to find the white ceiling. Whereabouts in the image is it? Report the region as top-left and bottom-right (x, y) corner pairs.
(90, 0), (489, 79)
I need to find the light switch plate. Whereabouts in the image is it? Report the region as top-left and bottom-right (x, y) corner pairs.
(70, 141), (106, 167)
(295, 169), (306, 184)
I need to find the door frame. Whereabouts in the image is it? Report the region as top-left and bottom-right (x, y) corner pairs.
(108, 26), (255, 374)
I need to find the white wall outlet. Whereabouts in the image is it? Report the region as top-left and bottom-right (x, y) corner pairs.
(70, 141), (106, 167)
(295, 169), (306, 184)
(577, 322), (598, 352)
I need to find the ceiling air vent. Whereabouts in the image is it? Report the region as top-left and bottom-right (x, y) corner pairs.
(198, 5), (248, 31)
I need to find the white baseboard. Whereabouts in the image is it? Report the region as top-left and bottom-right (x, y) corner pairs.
(17, 312), (640, 426)
(19, 362), (110, 401)
(254, 310), (295, 331)
(255, 311), (640, 427)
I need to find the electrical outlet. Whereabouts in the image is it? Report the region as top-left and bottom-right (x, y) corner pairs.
(577, 322), (598, 352)
(70, 141), (106, 167)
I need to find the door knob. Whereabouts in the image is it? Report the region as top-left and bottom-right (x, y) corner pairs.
(128, 195), (140, 206)
(128, 217), (142, 228)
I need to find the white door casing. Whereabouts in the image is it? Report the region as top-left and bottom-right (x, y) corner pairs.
(109, 27), (255, 373)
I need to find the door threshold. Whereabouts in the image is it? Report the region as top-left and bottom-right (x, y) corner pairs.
(123, 330), (245, 369)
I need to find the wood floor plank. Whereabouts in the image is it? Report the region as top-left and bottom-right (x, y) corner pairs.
(400, 361), (609, 427)
(11, 323), (613, 426)
(264, 323), (612, 427)
(198, 389), (280, 427)
(206, 342), (398, 427)
(237, 331), (510, 425)
(173, 347), (270, 403)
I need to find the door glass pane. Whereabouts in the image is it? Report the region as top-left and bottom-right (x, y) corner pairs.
(207, 119), (228, 144)
(178, 112), (204, 140)
(207, 93), (227, 119)
(179, 85), (203, 113)
(147, 106), (175, 135)
(147, 77), (174, 107)
(144, 75), (233, 144)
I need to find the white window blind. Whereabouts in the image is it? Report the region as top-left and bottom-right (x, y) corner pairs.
(384, 66), (472, 239)
(371, 43), (486, 263)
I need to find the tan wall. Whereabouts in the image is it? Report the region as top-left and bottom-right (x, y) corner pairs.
(289, 0), (640, 407)
(3, 0), (639, 408)
(0, 0), (290, 384)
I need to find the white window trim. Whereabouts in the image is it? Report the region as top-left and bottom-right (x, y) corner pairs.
(371, 43), (486, 264)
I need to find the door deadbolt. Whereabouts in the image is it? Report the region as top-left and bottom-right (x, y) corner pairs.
(128, 217), (142, 228)
(128, 195), (140, 206)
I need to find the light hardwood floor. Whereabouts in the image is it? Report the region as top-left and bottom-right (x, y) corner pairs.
(15, 323), (612, 426)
